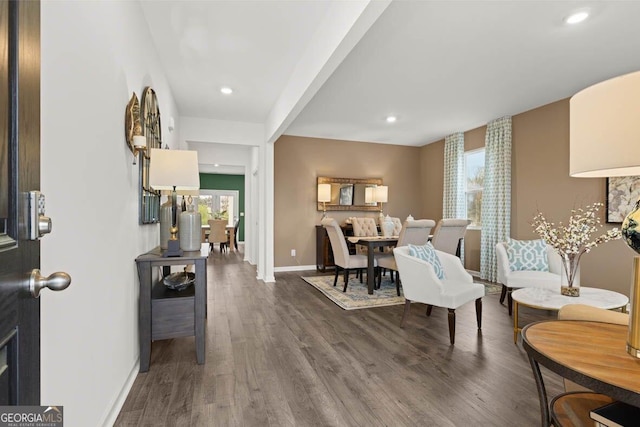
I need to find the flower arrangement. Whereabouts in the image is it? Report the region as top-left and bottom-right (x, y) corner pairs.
(531, 202), (621, 295)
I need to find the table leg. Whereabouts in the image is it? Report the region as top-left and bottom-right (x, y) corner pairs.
(528, 354), (551, 427)
(514, 300), (519, 344)
(367, 243), (375, 295)
(137, 262), (152, 373)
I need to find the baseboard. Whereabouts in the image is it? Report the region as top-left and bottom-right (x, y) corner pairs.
(274, 264), (316, 273)
(467, 269), (481, 277)
(100, 358), (139, 427)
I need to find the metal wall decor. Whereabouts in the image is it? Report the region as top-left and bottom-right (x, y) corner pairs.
(139, 87), (162, 224)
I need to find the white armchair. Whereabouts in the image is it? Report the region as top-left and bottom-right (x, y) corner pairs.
(496, 241), (580, 315)
(393, 246), (485, 344)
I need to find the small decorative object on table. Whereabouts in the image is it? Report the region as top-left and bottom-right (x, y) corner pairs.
(163, 270), (195, 291)
(532, 202), (622, 297)
(382, 214), (395, 237)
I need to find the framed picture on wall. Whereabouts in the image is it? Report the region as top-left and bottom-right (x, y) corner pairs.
(606, 176), (640, 223)
(339, 184), (354, 206)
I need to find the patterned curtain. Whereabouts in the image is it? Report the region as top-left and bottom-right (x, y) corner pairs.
(443, 132), (465, 219)
(480, 116), (512, 282)
(443, 132), (467, 262)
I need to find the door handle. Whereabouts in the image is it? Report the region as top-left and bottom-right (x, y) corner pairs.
(28, 269), (71, 298)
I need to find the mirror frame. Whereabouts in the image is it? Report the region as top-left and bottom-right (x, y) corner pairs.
(317, 176), (383, 212)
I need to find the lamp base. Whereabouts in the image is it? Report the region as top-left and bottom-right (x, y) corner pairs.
(627, 257), (640, 358)
(163, 239), (183, 257)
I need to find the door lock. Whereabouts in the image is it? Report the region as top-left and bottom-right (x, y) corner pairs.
(26, 191), (51, 240)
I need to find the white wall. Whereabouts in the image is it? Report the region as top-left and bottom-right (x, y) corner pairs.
(40, 2), (179, 425)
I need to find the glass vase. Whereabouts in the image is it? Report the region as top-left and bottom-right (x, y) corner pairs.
(560, 252), (580, 297)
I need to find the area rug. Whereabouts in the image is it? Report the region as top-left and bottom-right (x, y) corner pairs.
(301, 274), (503, 311)
(301, 274), (404, 310)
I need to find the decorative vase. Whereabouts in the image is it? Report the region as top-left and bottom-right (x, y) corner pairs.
(159, 196), (173, 250)
(382, 215), (395, 237)
(559, 252), (580, 297)
(179, 205), (202, 251)
(622, 199), (640, 254)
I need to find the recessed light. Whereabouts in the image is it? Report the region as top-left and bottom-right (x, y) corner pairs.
(565, 11), (589, 25)
(386, 116), (397, 123)
(214, 163), (220, 167)
(220, 87), (233, 95)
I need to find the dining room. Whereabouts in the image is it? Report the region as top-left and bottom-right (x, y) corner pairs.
(273, 97), (634, 299)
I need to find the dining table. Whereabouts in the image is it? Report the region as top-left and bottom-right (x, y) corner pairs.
(348, 236), (399, 294)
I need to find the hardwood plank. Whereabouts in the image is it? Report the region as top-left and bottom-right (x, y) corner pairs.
(115, 246), (566, 426)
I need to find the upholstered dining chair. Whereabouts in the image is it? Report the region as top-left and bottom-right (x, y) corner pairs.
(322, 218), (371, 292)
(430, 219), (471, 257)
(377, 219), (436, 295)
(208, 219), (228, 253)
(393, 245), (484, 344)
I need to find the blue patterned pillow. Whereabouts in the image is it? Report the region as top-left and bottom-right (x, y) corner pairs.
(507, 239), (549, 272)
(408, 242), (445, 279)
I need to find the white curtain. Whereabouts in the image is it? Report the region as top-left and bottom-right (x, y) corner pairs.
(443, 132), (465, 219)
(480, 116), (511, 282)
(442, 132), (467, 262)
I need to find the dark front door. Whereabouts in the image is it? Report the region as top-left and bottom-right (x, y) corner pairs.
(0, 0), (42, 405)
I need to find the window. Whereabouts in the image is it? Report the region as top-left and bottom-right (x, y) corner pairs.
(465, 149), (485, 227)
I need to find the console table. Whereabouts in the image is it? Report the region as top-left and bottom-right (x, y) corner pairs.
(135, 247), (207, 372)
(522, 320), (640, 426)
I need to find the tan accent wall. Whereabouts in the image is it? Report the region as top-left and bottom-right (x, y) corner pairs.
(274, 135), (422, 268)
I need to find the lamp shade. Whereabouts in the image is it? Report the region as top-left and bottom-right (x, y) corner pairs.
(365, 187), (375, 204)
(149, 148), (200, 191)
(374, 185), (388, 203)
(570, 70), (640, 177)
(317, 183), (331, 202)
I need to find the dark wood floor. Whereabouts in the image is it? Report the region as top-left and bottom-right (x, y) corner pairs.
(115, 248), (564, 426)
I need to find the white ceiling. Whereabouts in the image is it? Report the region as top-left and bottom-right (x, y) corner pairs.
(142, 1), (640, 148)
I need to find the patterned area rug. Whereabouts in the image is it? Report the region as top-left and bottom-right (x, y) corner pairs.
(301, 274), (503, 311)
(301, 274), (404, 310)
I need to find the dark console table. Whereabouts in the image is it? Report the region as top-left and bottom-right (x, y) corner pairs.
(135, 247), (207, 372)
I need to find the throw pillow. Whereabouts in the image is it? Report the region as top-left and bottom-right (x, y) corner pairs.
(408, 242), (445, 279)
(507, 239), (549, 272)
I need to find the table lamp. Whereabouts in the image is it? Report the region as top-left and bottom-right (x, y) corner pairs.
(569, 70), (640, 358)
(317, 183), (331, 218)
(149, 148), (200, 257)
(375, 185), (388, 221)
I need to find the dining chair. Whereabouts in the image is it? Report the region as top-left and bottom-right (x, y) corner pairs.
(430, 219), (471, 257)
(208, 219), (228, 253)
(377, 219), (436, 295)
(321, 218), (370, 292)
(394, 245), (484, 344)
(351, 217), (379, 256)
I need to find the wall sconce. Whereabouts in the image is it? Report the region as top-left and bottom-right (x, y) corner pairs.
(569, 70), (640, 358)
(317, 183), (331, 218)
(125, 92), (146, 164)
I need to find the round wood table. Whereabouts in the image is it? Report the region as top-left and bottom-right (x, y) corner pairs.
(522, 320), (640, 427)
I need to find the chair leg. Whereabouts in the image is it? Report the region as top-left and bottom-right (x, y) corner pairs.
(359, 269), (363, 283)
(377, 267), (382, 289)
(476, 298), (482, 330)
(343, 270), (349, 292)
(426, 305), (433, 317)
(400, 300), (411, 328)
(448, 309), (456, 345)
(507, 288), (513, 316)
(500, 284), (507, 304)
(333, 267), (339, 287)
(396, 274), (401, 296)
